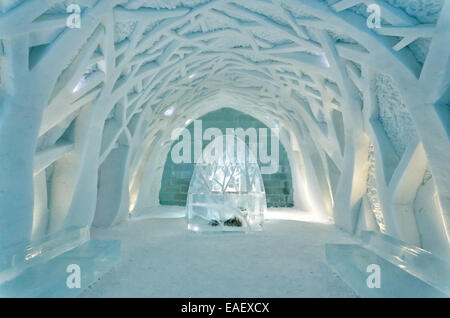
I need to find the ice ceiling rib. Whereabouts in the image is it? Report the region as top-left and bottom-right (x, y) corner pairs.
(0, 0), (448, 259)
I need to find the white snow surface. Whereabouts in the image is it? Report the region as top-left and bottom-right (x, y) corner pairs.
(80, 216), (357, 297)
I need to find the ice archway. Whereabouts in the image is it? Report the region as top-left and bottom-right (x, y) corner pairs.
(0, 0), (449, 265)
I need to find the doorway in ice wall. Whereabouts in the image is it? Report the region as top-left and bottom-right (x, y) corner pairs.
(159, 108), (294, 208)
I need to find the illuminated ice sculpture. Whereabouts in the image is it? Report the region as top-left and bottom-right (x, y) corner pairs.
(187, 135), (266, 232)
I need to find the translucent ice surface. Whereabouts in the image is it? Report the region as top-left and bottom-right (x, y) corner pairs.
(326, 244), (447, 297)
(360, 231), (450, 295)
(0, 240), (120, 297)
(326, 231), (450, 298)
(0, 225), (120, 297)
(187, 135), (266, 233)
(0, 226), (89, 284)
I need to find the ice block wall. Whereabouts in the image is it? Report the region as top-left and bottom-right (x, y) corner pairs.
(160, 108), (294, 208)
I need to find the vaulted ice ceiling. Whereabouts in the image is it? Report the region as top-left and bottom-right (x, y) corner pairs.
(0, 0), (449, 258)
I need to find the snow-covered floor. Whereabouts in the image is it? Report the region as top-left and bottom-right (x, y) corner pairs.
(80, 214), (358, 297)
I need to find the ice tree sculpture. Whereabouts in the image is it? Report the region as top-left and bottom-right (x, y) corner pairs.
(187, 135), (266, 232)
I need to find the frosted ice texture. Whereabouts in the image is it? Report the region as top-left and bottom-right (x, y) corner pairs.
(366, 143), (386, 232)
(187, 135), (266, 232)
(376, 73), (418, 157)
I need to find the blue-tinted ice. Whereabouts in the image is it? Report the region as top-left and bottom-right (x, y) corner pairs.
(326, 231), (450, 297)
(0, 226), (120, 297)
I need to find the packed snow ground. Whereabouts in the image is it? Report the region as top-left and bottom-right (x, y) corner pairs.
(80, 213), (358, 297)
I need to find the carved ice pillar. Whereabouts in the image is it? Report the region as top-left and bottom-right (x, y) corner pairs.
(333, 130), (370, 232)
(400, 1), (450, 239)
(93, 134), (131, 227)
(0, 37), (47, 249)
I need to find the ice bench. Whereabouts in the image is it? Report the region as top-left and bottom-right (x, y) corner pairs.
(326, 231), (449, 297)
(0, 227), (120, 297)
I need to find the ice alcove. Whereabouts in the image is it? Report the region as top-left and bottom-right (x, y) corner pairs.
(186, 134), (266, 233)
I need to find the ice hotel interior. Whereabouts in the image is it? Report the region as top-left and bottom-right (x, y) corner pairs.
(0, 0), (449, 299)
